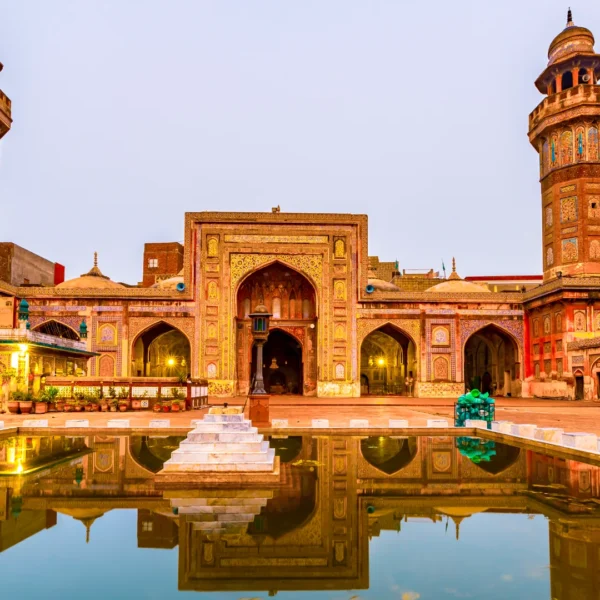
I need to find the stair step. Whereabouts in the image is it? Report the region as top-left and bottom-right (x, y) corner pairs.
(168, 451), (273, 464)
(162, 460), (275, 472)
(185, 432), (263, 443)
(191, 424), (256, 433)
(203, 414), (247, 423)
(178, 441), (269, 453)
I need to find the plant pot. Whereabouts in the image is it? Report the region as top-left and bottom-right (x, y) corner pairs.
(85, 404), (94, 412)
(19, 401), (33, 414)
(55, 401), (65, 412)
(110, 406), (117, 412)
(161, 405), (171, 413)
(34, 402), (48, 414)
(7, 401), (19, 414)
(64, 404), (74, 412)
(131, 399), (142, 410)
(100, 403), (108, 412)
(92, 404), (100, 412)
(75, 405), (84, 412)
(152, 403), (162, 413)
(171, 403), (180, 412)
(119, 405), (127, 412)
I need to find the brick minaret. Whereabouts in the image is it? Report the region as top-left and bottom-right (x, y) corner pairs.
(0, 61), (12, 140)
(529, 10), (600, 281)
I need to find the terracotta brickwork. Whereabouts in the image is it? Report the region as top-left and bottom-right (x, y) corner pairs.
(141, 242), (184, 287)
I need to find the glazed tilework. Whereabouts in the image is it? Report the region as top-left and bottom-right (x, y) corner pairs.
(561, 237), (579, 262)
(560, 196), (578, 223)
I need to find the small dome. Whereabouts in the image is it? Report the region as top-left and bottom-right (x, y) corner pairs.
(548, 11), (595, 65)
(252, 304), (270, 314)
(367, 278), (400, 292)
(428, 280), (490, 293)
(56, 253), (125, 290)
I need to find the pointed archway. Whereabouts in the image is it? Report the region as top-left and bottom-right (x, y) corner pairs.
(360, 324), (417, 396)
(131, 322), (191, 378)
(464, 324), (521, 396)
(236, 262), (317, 395)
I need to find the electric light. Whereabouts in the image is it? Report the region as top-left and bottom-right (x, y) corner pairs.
(16, 460), (23, 474)
(18, 343), (28, 354)
(167, 358), (175, 366)
(377, 358), (385, 366)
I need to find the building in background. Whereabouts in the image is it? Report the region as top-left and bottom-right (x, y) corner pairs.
(0, 243), (64, 287)
(2, 12), (600, 400)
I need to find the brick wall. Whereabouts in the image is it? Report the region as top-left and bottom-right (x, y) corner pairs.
(141, 242), (184, 287)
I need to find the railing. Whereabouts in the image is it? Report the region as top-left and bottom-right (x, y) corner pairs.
(43, 377), (209, 409)
(0, 329), (87, 351)
(529, 84), (600, 129)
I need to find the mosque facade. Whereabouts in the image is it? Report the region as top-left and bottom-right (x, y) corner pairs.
(2, 12), (600, 400)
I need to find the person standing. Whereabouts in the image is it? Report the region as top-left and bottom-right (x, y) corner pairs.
(405, 371), (414, 397)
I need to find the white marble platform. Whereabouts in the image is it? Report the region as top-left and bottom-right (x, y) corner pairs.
(311, 419), (329, 428)
(562, 432), (598, 451)
(389, 419), (409, 428)
(510, 424), (537, 438)
(162, 412), (276, 474)
(427, 419), (448, 427)
(65, 420), (89, 428)
(349, 419), (369, 428)
(107, 419), (130, 428)
(150, 419), (170, 428)
(465, 419), (488, 429)
(491, 421), (514, 434)
(534, 427), (563, 444)
(22, 419), (48, 427)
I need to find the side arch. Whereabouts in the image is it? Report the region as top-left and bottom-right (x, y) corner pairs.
(130, 320), (192, 378)
(32, 319), (81, 340)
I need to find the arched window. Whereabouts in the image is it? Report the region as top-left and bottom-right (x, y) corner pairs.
(562, 70), (573, 90)
(302, 299), (311, 319)
(272, 297), (281, 319)
(578, 68), (588, 85)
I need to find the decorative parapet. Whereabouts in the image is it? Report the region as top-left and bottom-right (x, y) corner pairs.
(0, 328), (88, 351)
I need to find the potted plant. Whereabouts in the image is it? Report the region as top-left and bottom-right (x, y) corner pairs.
(34, 395), (48, 414)
(43, 386), (60, 412)
(171, 399), (180, 412)
(19, 392), (34, 415)
(108, 399), (118, 412)
(131, 393), (142, 411)
(8, 390), (23, 414)
(63, 400), (75, 412)
(118, 400), (129, 412)
(152, 401), (162, 413)
(161, 401), (171, 413)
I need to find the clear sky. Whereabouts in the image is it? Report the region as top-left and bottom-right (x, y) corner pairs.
(0, 1), (597, 285)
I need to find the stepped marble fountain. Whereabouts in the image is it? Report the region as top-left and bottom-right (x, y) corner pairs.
(156, 407), (280, 485)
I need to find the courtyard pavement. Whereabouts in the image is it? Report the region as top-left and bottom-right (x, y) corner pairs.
(1, 396), (600, 435)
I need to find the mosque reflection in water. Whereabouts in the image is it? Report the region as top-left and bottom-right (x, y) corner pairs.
(0, 432), (599, 599)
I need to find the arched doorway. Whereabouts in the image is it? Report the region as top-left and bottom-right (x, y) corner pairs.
(131, 322), (191, 378)
(464, 324), (521, 396)
(236, 262), (317, 395)
(251, 329), (303, 394)
(360, 325), (417, 396)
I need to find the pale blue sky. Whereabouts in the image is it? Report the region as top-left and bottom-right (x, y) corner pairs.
(0, 1), (597, 284)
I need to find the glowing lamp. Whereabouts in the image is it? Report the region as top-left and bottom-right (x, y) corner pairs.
(377, 358), (385, 366)
(18, 344), (28, 354)
(167, 358), (175, 367)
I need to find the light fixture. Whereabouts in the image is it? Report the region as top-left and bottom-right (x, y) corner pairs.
(377, 358), (385, 366)
(18, 343), (28, 354)
(167, 358), (175, 366)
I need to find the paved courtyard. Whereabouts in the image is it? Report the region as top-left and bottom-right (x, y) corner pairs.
(2, 396), (600, 435)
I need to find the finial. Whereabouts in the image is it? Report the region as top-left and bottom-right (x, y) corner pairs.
(567, 7), (573, 27)
(448, 257), (461, 280)
(94, 252), (98, 267)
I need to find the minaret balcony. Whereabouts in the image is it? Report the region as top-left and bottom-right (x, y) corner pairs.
(528, 84), (600, 142)
(0, 89), (11, 140)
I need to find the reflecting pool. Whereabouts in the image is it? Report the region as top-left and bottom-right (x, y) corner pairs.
(0, 433), (598, 599)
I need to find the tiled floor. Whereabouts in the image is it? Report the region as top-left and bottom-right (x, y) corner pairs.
(2, 396), (600, 434)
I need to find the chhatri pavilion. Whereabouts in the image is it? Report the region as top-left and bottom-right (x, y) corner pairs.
(2, 11), (600, 401)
